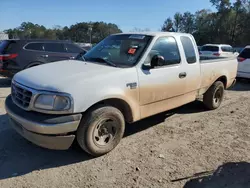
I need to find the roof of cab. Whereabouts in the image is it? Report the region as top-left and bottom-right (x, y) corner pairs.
(112, 32), (193, 38)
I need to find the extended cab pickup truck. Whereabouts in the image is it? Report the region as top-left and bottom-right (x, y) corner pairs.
(5, 32), (238, 156)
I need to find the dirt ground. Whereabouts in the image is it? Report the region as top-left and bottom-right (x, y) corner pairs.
(0, 77), (250, 188)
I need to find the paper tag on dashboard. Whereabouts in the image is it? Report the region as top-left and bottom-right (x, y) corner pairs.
(128, 48), (137, 54)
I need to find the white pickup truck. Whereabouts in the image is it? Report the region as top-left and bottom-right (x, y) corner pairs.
(5, 32), (238, 156)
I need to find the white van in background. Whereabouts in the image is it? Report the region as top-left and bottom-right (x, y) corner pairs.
(237, 46), (250, 79)
(200, 44), (237, 58)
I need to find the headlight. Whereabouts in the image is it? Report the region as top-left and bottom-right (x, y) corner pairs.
(34, 94), (71, 111)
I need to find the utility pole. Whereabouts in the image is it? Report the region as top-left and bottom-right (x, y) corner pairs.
(28, 30), (31, 39)
(88, 25), (92, 44)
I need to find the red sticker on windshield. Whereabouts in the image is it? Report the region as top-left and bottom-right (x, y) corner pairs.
(128, 48), (136, 54)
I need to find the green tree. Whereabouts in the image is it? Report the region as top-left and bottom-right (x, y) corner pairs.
(4, 21), (122, 43)
(173, 13), (183, 32)
(181, 12), (195, 33)
(130, 27), (151, 32)
(161, 0), (250, 46)
(161, 17), (175, 32)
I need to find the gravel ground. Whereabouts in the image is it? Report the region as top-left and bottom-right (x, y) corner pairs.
(0, 77), (250, 188)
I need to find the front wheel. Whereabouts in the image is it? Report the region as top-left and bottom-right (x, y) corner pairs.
(77, 105), (125, 156)
(203, 81), (225, 110)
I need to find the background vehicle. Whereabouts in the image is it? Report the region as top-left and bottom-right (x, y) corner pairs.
(200, 44), (236, 58)
(0, 39), (87, 77)
(197, 45), (202, 52)
(74, 42), (92, 51)
(5, 32), (238, 157)
(237, 46), (250, 79)
(234, 47), (244, 54)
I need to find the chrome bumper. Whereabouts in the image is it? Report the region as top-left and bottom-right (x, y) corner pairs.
(8, 118), (76, 150)
(5, 95), (82, 150)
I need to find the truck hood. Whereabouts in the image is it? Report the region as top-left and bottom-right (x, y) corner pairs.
(13, 60), (119, 92)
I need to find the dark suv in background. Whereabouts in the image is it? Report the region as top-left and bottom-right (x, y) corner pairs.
(0, 40), (87, 77)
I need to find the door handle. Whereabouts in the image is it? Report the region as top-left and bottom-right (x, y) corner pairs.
(69, 56), (75, 60)
(41, 55), (48, 58)
(179, 72), (187, 79)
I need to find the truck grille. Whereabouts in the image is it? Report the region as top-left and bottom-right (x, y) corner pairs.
(11, 82), (33, 109)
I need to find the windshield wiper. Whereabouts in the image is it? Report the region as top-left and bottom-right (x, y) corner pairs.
(90, 57), (117, 67)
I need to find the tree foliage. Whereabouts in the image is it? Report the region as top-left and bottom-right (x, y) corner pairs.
(161, 0), (250, 46)
(130, 27), (151, 32)
(161, 17), (175, 32)
(4, 0), (250, 47)
(4, 21), (122, 43)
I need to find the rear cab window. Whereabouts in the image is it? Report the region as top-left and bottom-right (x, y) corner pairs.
(201, 46), (219, 52)
(44, 43), (66, 53)
(180, 36), (197, 64)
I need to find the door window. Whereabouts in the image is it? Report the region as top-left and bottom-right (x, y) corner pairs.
(65, 43), (83, 53)
(147, 37), (181, 67)
(44, 43), (66, 53)
(25, 43), (44, 51)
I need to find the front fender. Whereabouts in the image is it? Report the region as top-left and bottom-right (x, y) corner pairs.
(73, 87), (141, 122)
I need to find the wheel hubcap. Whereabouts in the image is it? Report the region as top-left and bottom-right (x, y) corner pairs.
(214, 87), (223, 104)
(94, 119), (117, 146)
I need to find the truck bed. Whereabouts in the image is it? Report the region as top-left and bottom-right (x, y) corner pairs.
(199, 56), (238, 95)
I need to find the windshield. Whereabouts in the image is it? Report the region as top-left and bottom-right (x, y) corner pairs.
(76, 34), (152, 67)
(201, 45), (219, 52)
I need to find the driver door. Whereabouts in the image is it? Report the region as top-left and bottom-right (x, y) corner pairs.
(137, 36), (187, 119)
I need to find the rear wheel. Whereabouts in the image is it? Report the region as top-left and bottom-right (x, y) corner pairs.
(203, 81), (224, 110)
(77, 105), (125, 156)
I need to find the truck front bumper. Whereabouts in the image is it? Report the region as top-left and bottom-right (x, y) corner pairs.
(5, 95), (82, 150)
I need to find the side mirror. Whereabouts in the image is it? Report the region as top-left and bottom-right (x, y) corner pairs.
(151, 55), (165, 68)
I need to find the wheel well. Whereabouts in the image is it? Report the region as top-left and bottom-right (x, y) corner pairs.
(216, 76), (227, 88)
(26, 62), (42, 69)
(87, 98), (134, 123)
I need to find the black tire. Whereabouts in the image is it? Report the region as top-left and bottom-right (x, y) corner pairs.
(203, 81), (225, 110)
(77, 105), (125, 157)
